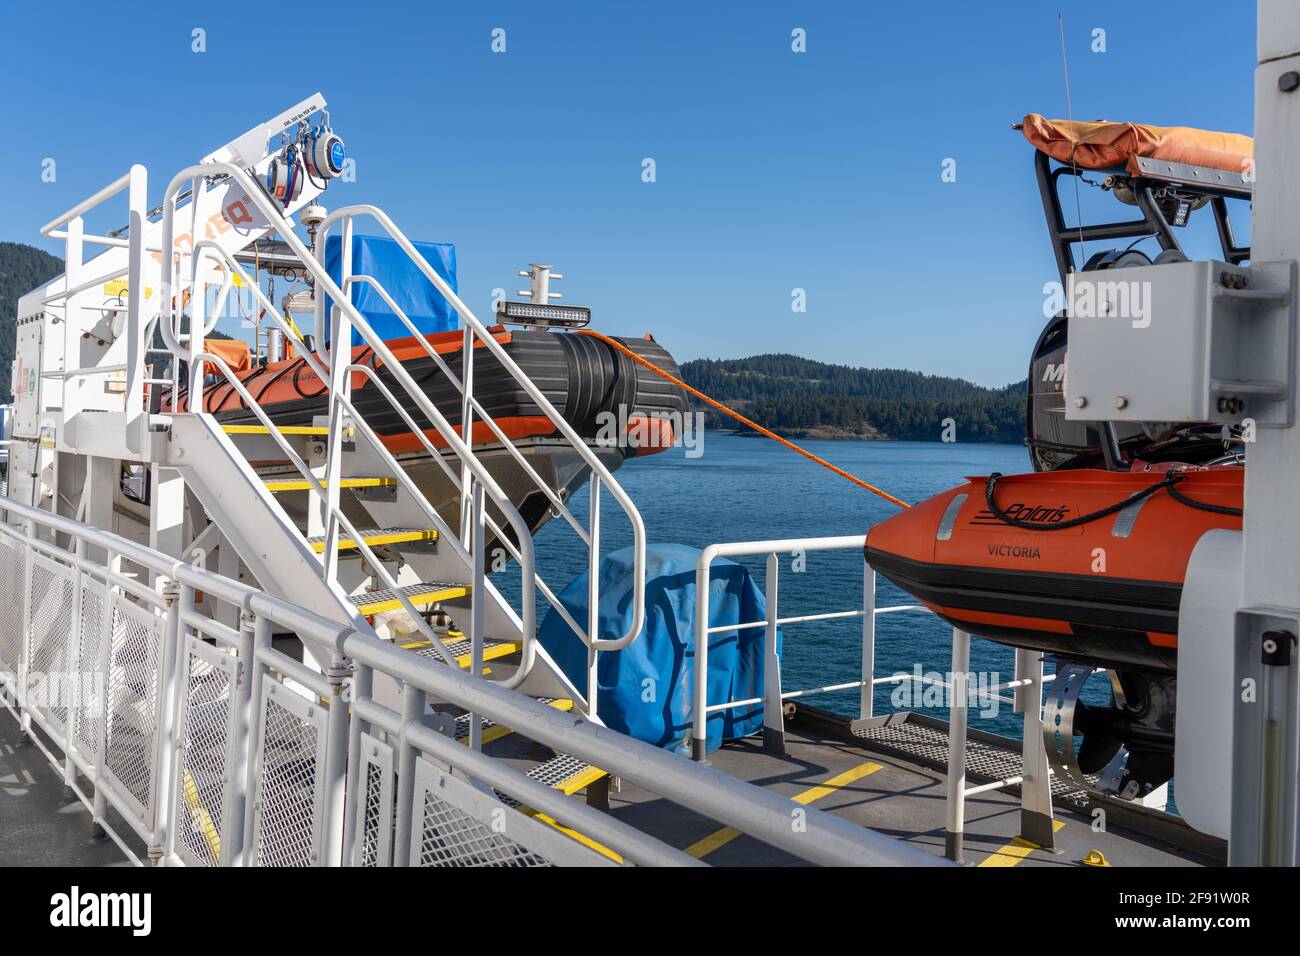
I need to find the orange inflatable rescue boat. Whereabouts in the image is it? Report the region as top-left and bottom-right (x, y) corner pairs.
(864, 467), (1243, 673)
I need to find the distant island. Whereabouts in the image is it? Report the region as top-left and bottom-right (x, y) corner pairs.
(3, 242), (1024, 441)
(680, 355), (1026, 443)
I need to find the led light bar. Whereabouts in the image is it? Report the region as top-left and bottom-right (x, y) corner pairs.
(495, 300), (592, 329)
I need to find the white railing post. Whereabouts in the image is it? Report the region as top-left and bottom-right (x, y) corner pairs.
(241, 615), (273, 863)
(860, 563), (877, 720)
(90, 551), (117, 839)
(692, 550), (714, 761)
(459, 322), (475, 549)
(342, 661), (374, 864)
(1014, 647), (1056, 848)
(586, 476), (601, 718)
(469, 482), (486, 751)
(64, 538), (85, 788)
(321, 656), (351, 866)
(225, 609), (257, 867)
(762, 553), (785, 754)
(149, 577), (187, 865)
(945, 626), (971, 863)
(62, 218), (84, 445)
(125, 164), (148, 454)
(320, 217), (354, 577)
(18, 519), (34, 741)
(392, 684), (426, 866)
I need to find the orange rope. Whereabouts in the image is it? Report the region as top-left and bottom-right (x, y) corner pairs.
(578, 330), (911, 509)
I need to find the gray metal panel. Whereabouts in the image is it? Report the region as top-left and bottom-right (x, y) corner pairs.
(252, 680), (330, 866)
(353, 732), (395, 867)
(409, 756), (616, 867)
(172, 636), (241, 868)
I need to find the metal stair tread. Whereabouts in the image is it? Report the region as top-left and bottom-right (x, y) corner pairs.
(401, 634), (522, 670)
(351, 581), (470, 614)
(307, 527), (438, 553)
(497, 754), (609, 809)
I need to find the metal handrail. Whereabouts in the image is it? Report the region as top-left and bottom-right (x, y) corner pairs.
(314, 206), (647, 653)
(154, 166), (541, 689)
(0, 493), (941, 867)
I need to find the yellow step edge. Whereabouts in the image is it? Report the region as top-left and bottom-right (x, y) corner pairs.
(353, 584), (470, 615)
(554, 764), (609, 797)
(309, 529), (439, 554)
(399, 636), (522, 669)
(265, 477), (397, 492)
(221, 424), (331, 436)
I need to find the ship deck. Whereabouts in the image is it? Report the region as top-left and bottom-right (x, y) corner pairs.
(0, 700), (1219, 868)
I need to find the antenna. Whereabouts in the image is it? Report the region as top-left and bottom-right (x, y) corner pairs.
(1058, 12), (1087, 269)
(516, 264), (564, 304)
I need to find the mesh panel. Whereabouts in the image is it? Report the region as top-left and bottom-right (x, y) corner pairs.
(27, 556), (76, 731)
(360, 762), (384, 867)
(72, 581), (107, 760)
(174, 639), (237, 867)
(254, 688), (324, 867)
(417, 790), (551, 868)
(103, 597), (165, 821)
(0, 538), (24, 673)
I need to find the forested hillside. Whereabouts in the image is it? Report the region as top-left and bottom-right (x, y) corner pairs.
(680, 354), (1026, 442)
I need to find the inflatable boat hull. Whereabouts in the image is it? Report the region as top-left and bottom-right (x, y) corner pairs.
(864, 468), (1243, 672)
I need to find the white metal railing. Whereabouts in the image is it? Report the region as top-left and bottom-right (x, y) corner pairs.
(0, 495), (939, 867)
(315, 206), (649, 711)
(39, 156), (652, 714)
(690, 535), (1060, 863)
(152, 164), (544, 691)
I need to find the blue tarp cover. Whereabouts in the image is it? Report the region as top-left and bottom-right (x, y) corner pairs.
(538, 544), (778, 753)
(323, 233), (458, 347)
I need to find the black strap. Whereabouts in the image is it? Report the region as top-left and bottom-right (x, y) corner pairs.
(984, 471), (1204, 531)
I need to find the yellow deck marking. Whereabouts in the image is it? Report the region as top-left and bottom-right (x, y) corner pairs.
(977, 819), (1068, 867)
(684, 759), (884, 859)
(180, 769), (221, 862)
(530, 811), (623, 864)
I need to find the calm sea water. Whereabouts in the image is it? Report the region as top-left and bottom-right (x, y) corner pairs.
(518, 433), (1052, 739)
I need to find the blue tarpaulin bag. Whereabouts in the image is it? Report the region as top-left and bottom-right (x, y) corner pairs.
(323, 233), (458, 347)
(538, 543), (778, 753)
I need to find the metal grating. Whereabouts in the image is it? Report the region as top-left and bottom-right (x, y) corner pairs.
(409, 757), (610, 867)
(103, 595), (166, 823)
(354, 733), (394, 868)
(173, 637), (239, 867)
(852, 718), (1089, 807)
(0, 537), (24, 673)
(417, 792), (550, 868)
(527, 754), (592, 789)
(26, 554), (76, 733)
(495, 754), (596, 810)
(72, 580), (107, 761)
(254, 682), (327, 867)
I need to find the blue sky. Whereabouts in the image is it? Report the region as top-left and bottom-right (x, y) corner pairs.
(0, 1), (1257, 386)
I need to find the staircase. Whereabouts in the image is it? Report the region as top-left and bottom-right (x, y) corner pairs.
(143, 163), (639, 799)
